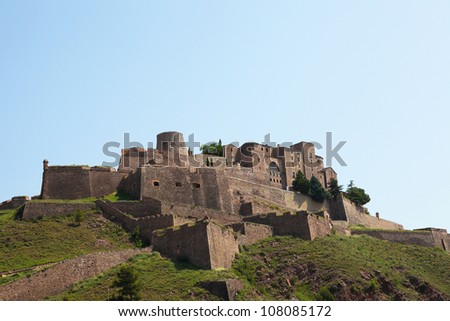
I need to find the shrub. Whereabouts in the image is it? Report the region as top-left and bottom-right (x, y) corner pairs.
(74, 210), (85, 226)
(130, 226), (143, 248)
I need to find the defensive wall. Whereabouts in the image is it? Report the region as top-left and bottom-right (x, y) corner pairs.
(0, 196), (29, 211)
(152, 219), (239, 269)
(140, 166), (235, 213)
(20, 202), (95, 220)
(352, 228), (449, 252)
(40, 165), (128, 200)
(96, 200), (188, 242)
(227, 222), (273, 245)
(109, 198), (162, 217)
(328, 195), (403, 229)
(243, 211), (332, 241)
(37, 161), (403, 231)
(160, 202), (241, 224)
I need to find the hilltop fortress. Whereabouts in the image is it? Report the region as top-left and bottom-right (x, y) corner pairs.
(2, 131), (449, 270)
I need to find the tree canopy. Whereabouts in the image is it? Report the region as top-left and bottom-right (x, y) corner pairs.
(292, 171), (310, 195)
(200, 140), (223, 156)
(345, 180), (371, 205)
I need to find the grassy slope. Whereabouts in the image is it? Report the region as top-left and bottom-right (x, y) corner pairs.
(48, 235), (450, 301)
(0, 208), (133, 285)
(233, 236), (450, 300)
(50, 252), (235, 301)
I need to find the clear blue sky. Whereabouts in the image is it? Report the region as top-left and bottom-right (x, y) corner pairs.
(1, 1), (449, 230)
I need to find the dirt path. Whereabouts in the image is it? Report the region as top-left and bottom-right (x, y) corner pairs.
(0, 248), (149, 301)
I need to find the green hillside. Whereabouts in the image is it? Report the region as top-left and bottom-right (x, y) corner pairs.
(0, 208), (132, 286)
(233, 236), (450, 300)
(48, 235), (450, 301)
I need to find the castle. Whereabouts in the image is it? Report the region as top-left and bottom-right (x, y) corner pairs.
(2, 131), (449, 270)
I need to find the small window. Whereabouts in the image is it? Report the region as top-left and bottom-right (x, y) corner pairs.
(175, 182), (182, 187)
(192, 183), (200, 188)
(153, 180), (160, 187)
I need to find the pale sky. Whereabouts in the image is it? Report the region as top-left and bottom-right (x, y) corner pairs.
(1, 1), (449, 230)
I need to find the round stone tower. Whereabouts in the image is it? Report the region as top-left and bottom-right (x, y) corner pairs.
(156, 131), (186, 150)
(156, 131), (189, 167)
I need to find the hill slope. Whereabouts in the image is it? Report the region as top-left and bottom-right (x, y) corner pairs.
(233, 236), (450, 300)
(48, 235), (450, 301)
(0, 208), (132, 286)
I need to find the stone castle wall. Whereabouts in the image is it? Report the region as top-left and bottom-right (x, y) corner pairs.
(41, 166), (127, 200)
(352, 229), (450, 252)
(140, 166), (235, 213)
(206, 222), (240, 269)
(328, 195), (403, 230)
(228, 222), (273, 245)
(21, 202), (95, 220)
(152, 220), (239, 269)
(96, 200), (187, 242)
(160, 202), (241, 224)
(0, 196), (29, 211)
(243, 211), (332, 241)
(109, 198), (162, 217)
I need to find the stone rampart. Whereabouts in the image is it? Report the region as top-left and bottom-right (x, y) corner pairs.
(0, 196), (30, 211)
(243, 211), (332, 240)
(152, 219), (239, 269)
(109, 198), (162, 217)
(96, 200), (186, 242)
(228, 222), (273, 245)
(41, 166), (127, 200)
(352, 228), (449, 252)
(21, 202), (95, 220)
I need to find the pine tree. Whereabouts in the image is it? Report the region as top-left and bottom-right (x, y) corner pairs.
(310, 176), (326, 202)
(210, 158), (214, 166)
(206, 157), (210, 167)
(292, 171), (310, 194)
(112, 266), (142, 301)
(218, 139), (223, 156)
(329, 178), (343, 200)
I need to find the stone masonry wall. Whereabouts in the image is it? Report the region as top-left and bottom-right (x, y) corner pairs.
(152, 221), (213, 269)
(243, 211), (332, 240)
(351, 229), (449, 252)
(41, 166), (127, 200)
(0, 196), (29, 211)
(96, 200), (187, 242)
(328, 195), (403, 230)
(161, 202), (241, 224)
(21, 202), (95, 220)
(140, 166), (235, 213)
(206, 222), (239, 269)
(415, 228), (450, 252)
(228, 222), (273, 245)
(151, 220), (239, 269)
(110, 198), (162, 217)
